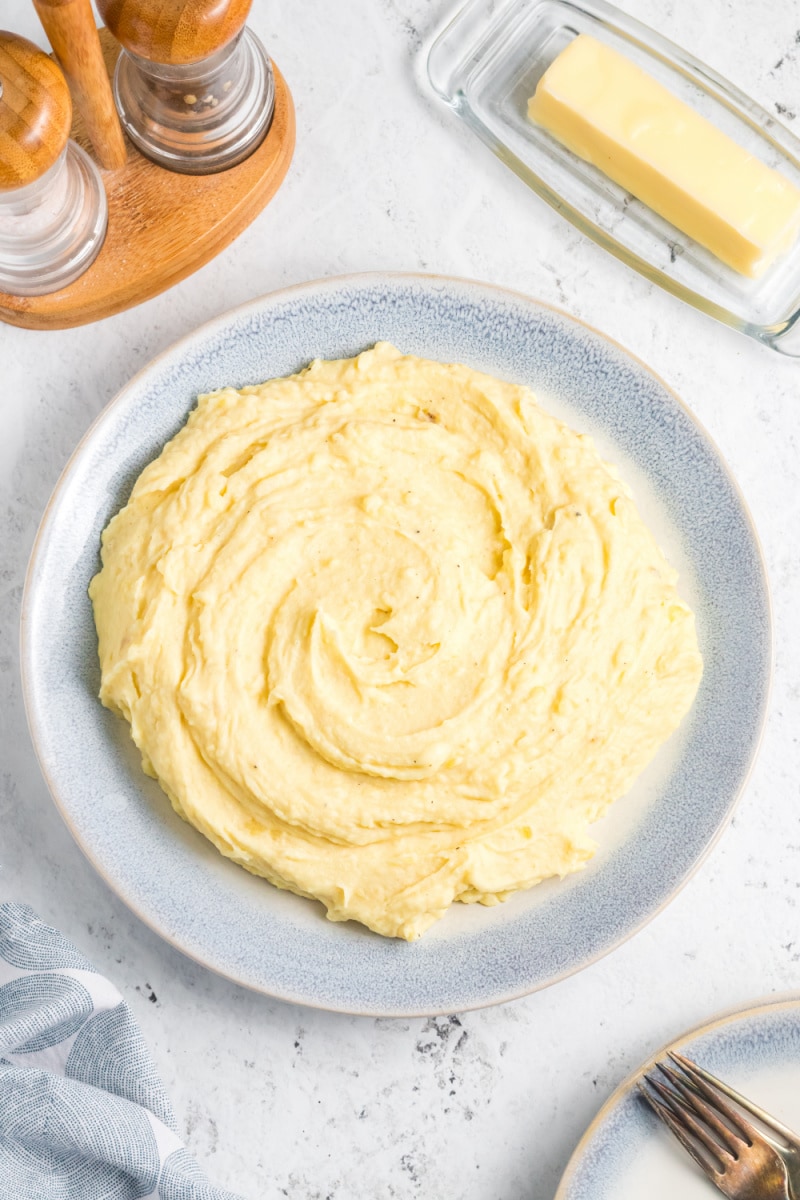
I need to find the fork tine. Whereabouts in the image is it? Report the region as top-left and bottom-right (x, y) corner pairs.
(638, 1080), (724, 1184)
(644, 1072), (732, 1168)
(655, 1060), (747, 1155)
(670, 1051), (798, 1147)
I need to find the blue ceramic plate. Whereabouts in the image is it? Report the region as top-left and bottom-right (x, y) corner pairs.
(22, 274), (771, 1015)
(556, 997), (800, 1200)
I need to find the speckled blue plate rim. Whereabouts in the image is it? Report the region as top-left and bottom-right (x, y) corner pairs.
(20, 272), (773, 1016)
(555, 993), (800, 1198)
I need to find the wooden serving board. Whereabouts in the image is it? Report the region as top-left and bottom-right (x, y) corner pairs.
(0, 30), (295, 330)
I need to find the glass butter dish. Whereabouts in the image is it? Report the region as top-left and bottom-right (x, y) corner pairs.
(427, 0), (800, 355)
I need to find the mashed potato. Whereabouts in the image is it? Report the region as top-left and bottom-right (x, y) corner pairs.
(90, 343), (702, 939)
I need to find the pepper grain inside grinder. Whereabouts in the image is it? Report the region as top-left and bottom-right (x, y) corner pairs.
(96, 0), (275, 174)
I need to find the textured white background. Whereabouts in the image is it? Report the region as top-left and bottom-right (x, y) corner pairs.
(2, 1), (800, 1196)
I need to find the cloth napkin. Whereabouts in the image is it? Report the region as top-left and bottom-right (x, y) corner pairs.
(0, 903), (243, 1200)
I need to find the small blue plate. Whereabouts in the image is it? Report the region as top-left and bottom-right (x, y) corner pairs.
(21, 274), (771, 1015)
(557, 996), (800, 1200)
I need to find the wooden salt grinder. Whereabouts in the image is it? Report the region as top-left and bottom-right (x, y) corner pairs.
(0, 30), (107, 295)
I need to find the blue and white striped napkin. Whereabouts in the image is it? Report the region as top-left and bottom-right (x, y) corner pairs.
(0, 903), (243, 1200)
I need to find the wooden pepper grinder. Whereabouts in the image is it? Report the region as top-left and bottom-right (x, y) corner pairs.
(94, 0), (275, 174)
(0, 31), (107, 295)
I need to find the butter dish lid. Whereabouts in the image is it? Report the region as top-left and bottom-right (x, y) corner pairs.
(426, 0), (800, 356)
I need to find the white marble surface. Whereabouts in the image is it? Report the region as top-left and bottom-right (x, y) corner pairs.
(2, 0), (800, 1196)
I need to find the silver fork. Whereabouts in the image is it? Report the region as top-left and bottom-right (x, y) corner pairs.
(639, 1050), (800, 1200)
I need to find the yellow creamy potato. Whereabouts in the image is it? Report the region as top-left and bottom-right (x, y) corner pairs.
(90, 343), (703, 940)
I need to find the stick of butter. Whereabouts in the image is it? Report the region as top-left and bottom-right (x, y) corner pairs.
(528, 34), (800, 278)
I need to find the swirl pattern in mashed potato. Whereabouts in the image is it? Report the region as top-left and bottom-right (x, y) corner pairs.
(90, 343), (703, 940)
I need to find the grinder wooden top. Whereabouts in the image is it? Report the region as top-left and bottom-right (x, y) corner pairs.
(94, 0), (253, 65)
(0, 31), (72, 191)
